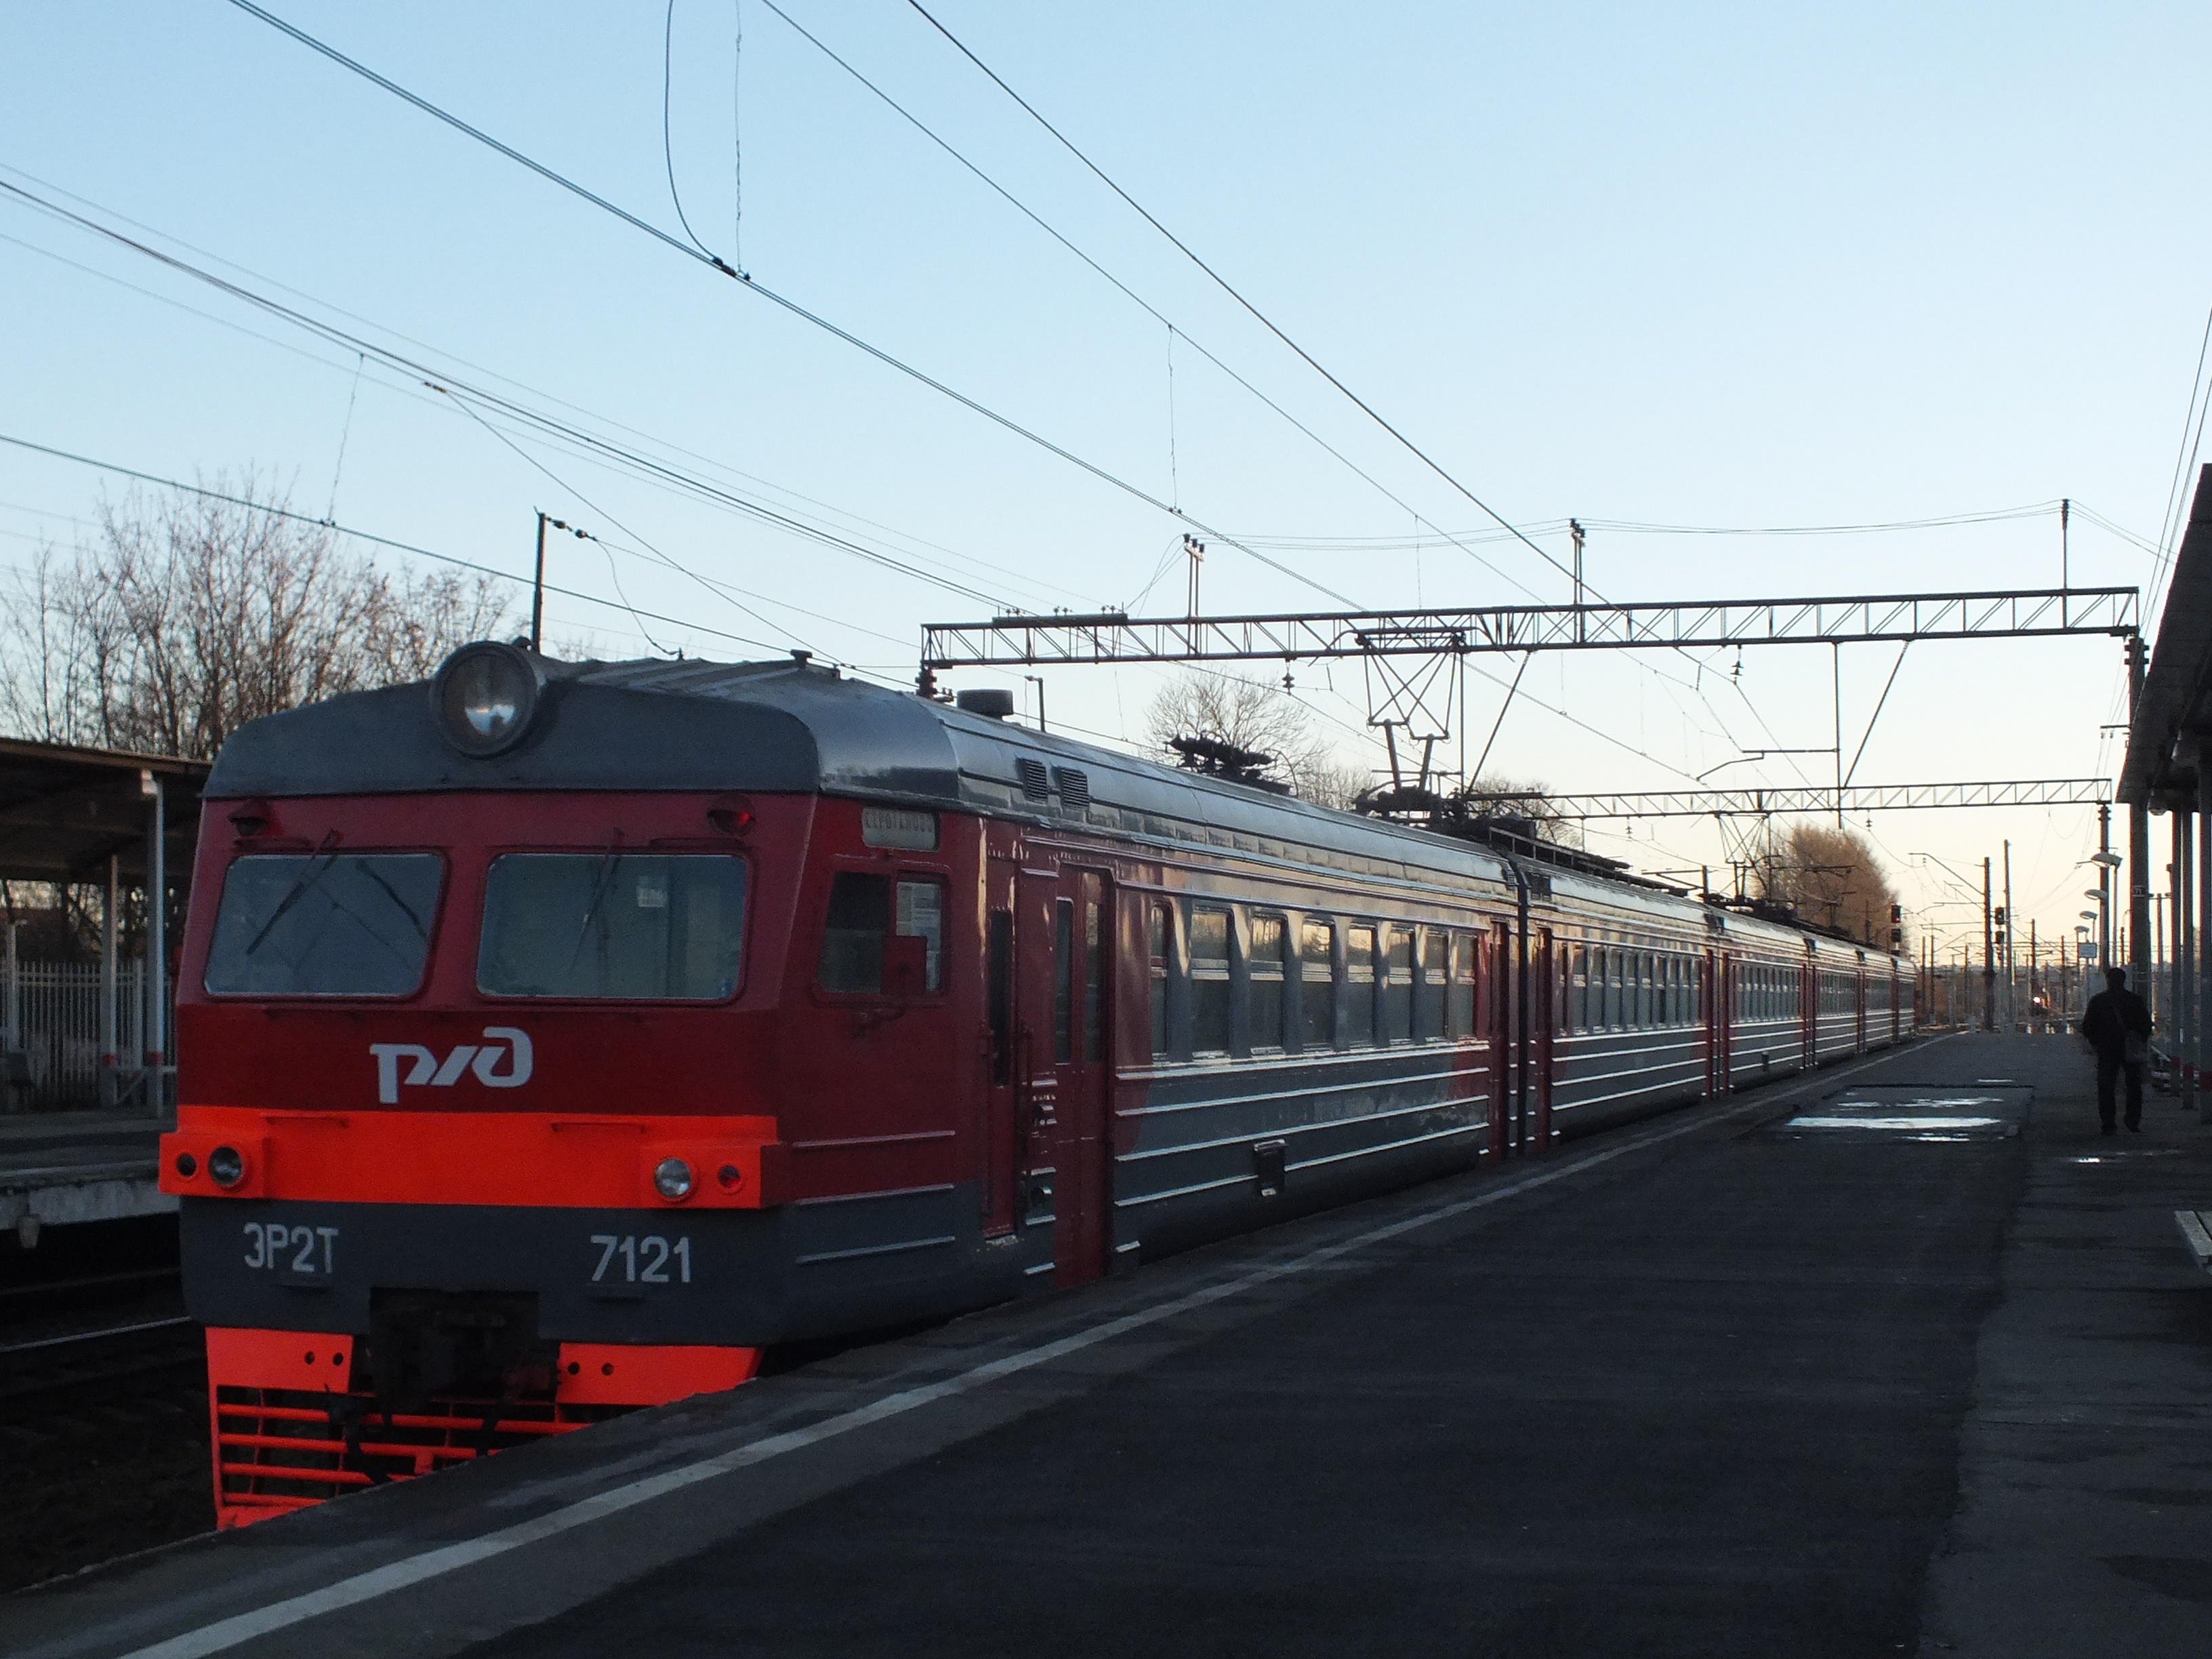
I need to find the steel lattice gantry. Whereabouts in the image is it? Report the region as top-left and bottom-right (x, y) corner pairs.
(922, 586), (2140, 669)
(1478, 778), (2113, 821)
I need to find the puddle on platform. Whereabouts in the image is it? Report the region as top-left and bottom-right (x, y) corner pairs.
(1768, 1084), (2032, 1141)
(2063, 1149), (2184, 1163)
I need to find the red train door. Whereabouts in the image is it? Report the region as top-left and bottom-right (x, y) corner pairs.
(1016, 865), (1113, 1286)
(1705, 949), (1729, 1096)
(1532, 927), (1555, 1148)
(1488, 922), (1513, 1159)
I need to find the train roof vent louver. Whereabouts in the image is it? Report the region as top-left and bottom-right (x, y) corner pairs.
(1053, 766), (1090, 808)
(1016, 758), (1051, 800)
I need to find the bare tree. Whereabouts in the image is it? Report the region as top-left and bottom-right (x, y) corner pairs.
(1763, 822), (1905, 945)
(1, 480), (510, 759)
(1145, 671), (1366, 807)
(1458, 777), (1584, 848)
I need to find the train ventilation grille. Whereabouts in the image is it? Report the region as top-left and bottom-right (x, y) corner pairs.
(1016, 758), (1050, 800)
(211, 1384), (620, 1527)
(1052, 766), (1090, 808)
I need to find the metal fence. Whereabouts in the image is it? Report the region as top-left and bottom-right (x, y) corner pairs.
(1, 957), (150, 1110)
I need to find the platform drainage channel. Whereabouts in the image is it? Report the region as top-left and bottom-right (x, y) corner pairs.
(1766, 1084), (2032, 1142)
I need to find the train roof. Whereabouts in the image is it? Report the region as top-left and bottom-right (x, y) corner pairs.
(207, 651), (1904, 965)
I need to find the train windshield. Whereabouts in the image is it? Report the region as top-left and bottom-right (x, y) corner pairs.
(478, 853), (747, 1000)
(205, 851), (444, 996)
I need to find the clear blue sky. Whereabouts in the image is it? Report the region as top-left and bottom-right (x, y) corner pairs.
(5, 1), (2208, 958)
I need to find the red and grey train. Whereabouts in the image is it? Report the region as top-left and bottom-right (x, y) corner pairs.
(160, 643), (1914, 1525)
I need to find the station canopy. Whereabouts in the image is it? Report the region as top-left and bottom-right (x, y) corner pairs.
(2119, 463), (2212, 810)
(0, 736), (207, 887)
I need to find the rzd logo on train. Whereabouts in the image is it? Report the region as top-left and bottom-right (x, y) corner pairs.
(369, 1027), (533, 1103)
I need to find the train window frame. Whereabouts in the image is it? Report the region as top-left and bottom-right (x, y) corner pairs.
(205, 847), (449, 1000)
(1382, 924), (1416, 1044)
(1418, 929), (1448, 1042)
(809, 861), (950, 1003)
(1187, 902), (1233, 1059)
(1343, 923), (1378, 1048)
(1298, 916), (1336, 1051)
(1147, 901), (1175, 1060)
(1248, 912), (1288, 1053)
(478, 849), (752, 1004)
(1448, 931), (1477, 1040)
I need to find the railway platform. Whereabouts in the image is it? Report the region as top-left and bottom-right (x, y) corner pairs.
(5, 1033), (2209, 1659)
(0, 1112), (170, 1250)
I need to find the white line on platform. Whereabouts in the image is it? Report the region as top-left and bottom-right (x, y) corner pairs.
(116, 1038), (1947, 1659)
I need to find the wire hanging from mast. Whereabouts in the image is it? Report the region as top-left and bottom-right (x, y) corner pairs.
(664, 0), (724, 264)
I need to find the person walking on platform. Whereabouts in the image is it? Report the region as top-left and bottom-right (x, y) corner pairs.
(2079, 966), (2154, 1134)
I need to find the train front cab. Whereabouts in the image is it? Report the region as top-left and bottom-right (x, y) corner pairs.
(160, 787), (1018, 1527)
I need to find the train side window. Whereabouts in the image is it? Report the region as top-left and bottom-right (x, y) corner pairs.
(1300, 918), (1336, 1048)
(1637, 953), (1653, 1028)
(1189, 905), (1231, 1057)
(987, 910), (1013, 1084)
(1148, 902), (1173, 1059)
(818, 872), (890, 994)
(815, 872), (942, 996)
(1082, 880), (1105, 1063)
(1053, 899), (1074, 1063)
(1419, 930), (1448, 1040)
(1603, 948), (1622, 1029)
(1570, 944), (1589, 1033)
(1383, 926), (1416, 1042)
(1250, 914), (1287, 1050)
(1448, 931), (1477, 1038)
(897, 880), (945, 992)
(1344, 925), (1377, 1046)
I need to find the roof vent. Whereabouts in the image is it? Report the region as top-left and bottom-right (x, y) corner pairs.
(956, 688), (1016, 718)
(1016, 758), (1051, 800)
(1053, 766), (1090, 808)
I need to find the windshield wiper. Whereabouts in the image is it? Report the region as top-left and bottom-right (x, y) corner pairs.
(356, 860), (428, 939)
(567, 836), (626, 970)
(244, 830), (342, 956)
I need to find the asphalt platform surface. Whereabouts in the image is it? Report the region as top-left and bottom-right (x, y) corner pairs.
(7, 1033), (2210, 1659)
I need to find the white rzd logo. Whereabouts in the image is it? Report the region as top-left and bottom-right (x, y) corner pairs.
(370, 1027), (532, 1104)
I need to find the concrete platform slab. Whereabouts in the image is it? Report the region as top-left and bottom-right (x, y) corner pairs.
(7, 1035), (2209, 1659)
(0, 1114), (169, 1242)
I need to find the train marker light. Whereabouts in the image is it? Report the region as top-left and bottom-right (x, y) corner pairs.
(716, 1162), (744, 1193)
(653, 1157), (695, 1201)
(431, 641), (544, 758)
(208, 1145), (247, 1188)
(173, 1152), (199, 1179)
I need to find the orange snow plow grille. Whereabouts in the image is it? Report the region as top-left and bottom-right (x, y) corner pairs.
(204, 1326), (760, 1528)
(213, 1386), (617, 1527)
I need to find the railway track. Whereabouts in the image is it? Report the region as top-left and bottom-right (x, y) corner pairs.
(0, 1316), (205, 1431)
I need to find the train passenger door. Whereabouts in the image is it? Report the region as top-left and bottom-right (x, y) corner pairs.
(1532, 928), (1555, 1148)
(1488, 922), (1513, 1158)
(1704, 950), (1729, 1097)
(1014, 865), (1113, 1287)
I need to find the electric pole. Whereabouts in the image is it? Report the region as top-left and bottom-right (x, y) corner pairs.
(2002, 840), (2013, 1031)
(1983, 857), (1996, 1033)
(531, 510), (548, 653)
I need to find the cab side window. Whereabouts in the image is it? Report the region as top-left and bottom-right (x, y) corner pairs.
(817, 872), (944, 994)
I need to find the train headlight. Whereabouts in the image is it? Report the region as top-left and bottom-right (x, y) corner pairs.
(653, 1157), (695, 1202)
(208, 1145), (246, 1188)
(431, 642), (543, 758)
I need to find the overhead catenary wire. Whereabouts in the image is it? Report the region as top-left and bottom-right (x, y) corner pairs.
(753, 0), (1545, 602)
(0, 173), (1023, 613)
(222, 0), (1359, 611)
(902, 0), (1584, 596)
(0, 159), (1092, 607)
(0, 429), (821, 662)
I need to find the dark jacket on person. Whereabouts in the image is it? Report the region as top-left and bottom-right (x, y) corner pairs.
(2080, 987), (2153, 1057)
